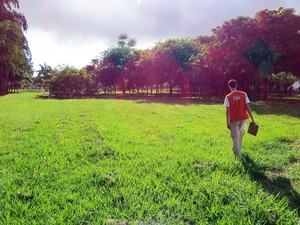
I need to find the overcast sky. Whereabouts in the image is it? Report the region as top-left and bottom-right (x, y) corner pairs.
(18, 0), (300, 72)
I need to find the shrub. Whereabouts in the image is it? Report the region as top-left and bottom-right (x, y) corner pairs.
(49, 67), (96, 98)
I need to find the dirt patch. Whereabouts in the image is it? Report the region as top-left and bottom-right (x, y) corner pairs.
(105, 173), (118, 181)
(36, 94), (49, 99)
(106, 219), (128, 225)
(193, 161), (215, 168)
(294, 140), (300, 150)
(265, 168), (285, 178)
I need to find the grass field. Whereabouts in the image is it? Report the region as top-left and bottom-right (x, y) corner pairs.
(0, 91), (299, 224)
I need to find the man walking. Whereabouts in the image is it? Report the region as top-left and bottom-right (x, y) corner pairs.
(224, 79), (256, 158)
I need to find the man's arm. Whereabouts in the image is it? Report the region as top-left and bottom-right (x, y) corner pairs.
(246, 103), (256, 123)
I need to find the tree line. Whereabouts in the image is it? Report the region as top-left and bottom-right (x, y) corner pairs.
(46, 8), (299, 99)
(1, 3), (299, 99)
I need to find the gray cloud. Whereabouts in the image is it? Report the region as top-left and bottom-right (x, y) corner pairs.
(17, 0), (300, 68)
(20, 0), (300, 43)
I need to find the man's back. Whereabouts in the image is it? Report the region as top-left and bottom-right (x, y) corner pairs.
(226, 91), (249, 122)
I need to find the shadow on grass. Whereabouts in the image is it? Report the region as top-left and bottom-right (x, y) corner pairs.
(52, 93), (223, 105)
(103, 95), (300, 118)
(241, 154), (300, 213)
(134, 97), (223, 106)
(251, 99), (300, 118)
(41, 91), (300, 117)
(94, 94), (223, 106)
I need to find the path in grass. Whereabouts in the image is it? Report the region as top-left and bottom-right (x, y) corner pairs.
(0, 91), (299, 224)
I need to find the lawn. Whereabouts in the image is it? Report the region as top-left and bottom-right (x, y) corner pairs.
(0, 91), (299, 224)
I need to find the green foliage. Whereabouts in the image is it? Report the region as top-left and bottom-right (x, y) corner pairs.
(35, 63), (53, 90)
(134, 38), (199, 96)
(271, 72), (298, 89)
(0, 91), (299, 224)
(49, 67), (96, 98)
(82, 8), (300, 99)
(0, 20), (32, 95)
(117, 33), (136, 48)
(93, 34), (137, 94)
(0, 0), (27, 30)
(245, 39), (279, 78)
(0, 0), (31, 95)
(155, 38), (198, 71)
(36, 63), (52, 80)
(102, 46), (133, 70)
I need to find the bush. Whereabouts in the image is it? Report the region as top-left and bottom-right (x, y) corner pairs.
(49, 67), (96, 98)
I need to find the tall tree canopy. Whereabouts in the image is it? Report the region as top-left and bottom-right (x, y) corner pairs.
(57, 8), (296, 99)
(0, 0), (27, 30)
(211, 8), (300, 99)
(0, 20), (31, 95)
(0, 0), (31, 95)
(93, 34), (137, 94)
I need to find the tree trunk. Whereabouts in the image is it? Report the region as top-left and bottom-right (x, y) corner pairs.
(0, 64), (8, 96)
(4, 70), (8, 95)
(169, 85), (173, 96)
(0, 63), (3, 96)
(122, 78), (126, 94)
(263, 78), (268, 100)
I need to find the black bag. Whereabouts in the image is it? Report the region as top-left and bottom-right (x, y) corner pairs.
(248, 122), (259, 136)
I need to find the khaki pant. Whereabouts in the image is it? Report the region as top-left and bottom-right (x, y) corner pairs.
(229, 120), (247, 158)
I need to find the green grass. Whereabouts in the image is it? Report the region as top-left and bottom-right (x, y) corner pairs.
(0, 91), (299, 224)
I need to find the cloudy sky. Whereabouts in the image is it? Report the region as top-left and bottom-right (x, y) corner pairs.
(18, 0), (300, 72)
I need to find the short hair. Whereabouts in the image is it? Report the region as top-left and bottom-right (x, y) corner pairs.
(228, 79), (237, 88)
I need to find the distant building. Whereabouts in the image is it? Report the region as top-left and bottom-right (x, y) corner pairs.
(293, 81), (300, 91)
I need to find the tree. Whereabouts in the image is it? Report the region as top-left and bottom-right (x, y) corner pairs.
(154, 38), (198, 95)
(211, 16), (263, 98)
(213, 16), (258, 53)
(245, 39), (279, 99)
(153, 50), (182, 96)
(0, 20), (31, 95)
(211, 10), (300, 99)
(117, 33), (137, 48)
(134, 49), (165, 94)
(270, 72), (298, 96)
(255, 8), (300, 77)
(188, 35), (216, 97)
(35, 63), (52, 90)
(8, 47), (33, 92)
(0, 0), (31, 95)
(120, 51), (140, 93)
(95, 34), (137, 94)
(37, 63), (52, 78)
(83, 8), (300, 100)
(156, 38), (198, 71)
(0, 0), (27, 30)
(49, 67), (96, 98)
(244, 8), (300, 99)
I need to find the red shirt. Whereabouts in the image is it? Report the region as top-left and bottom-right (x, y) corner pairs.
(225, 91), (249, 122)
